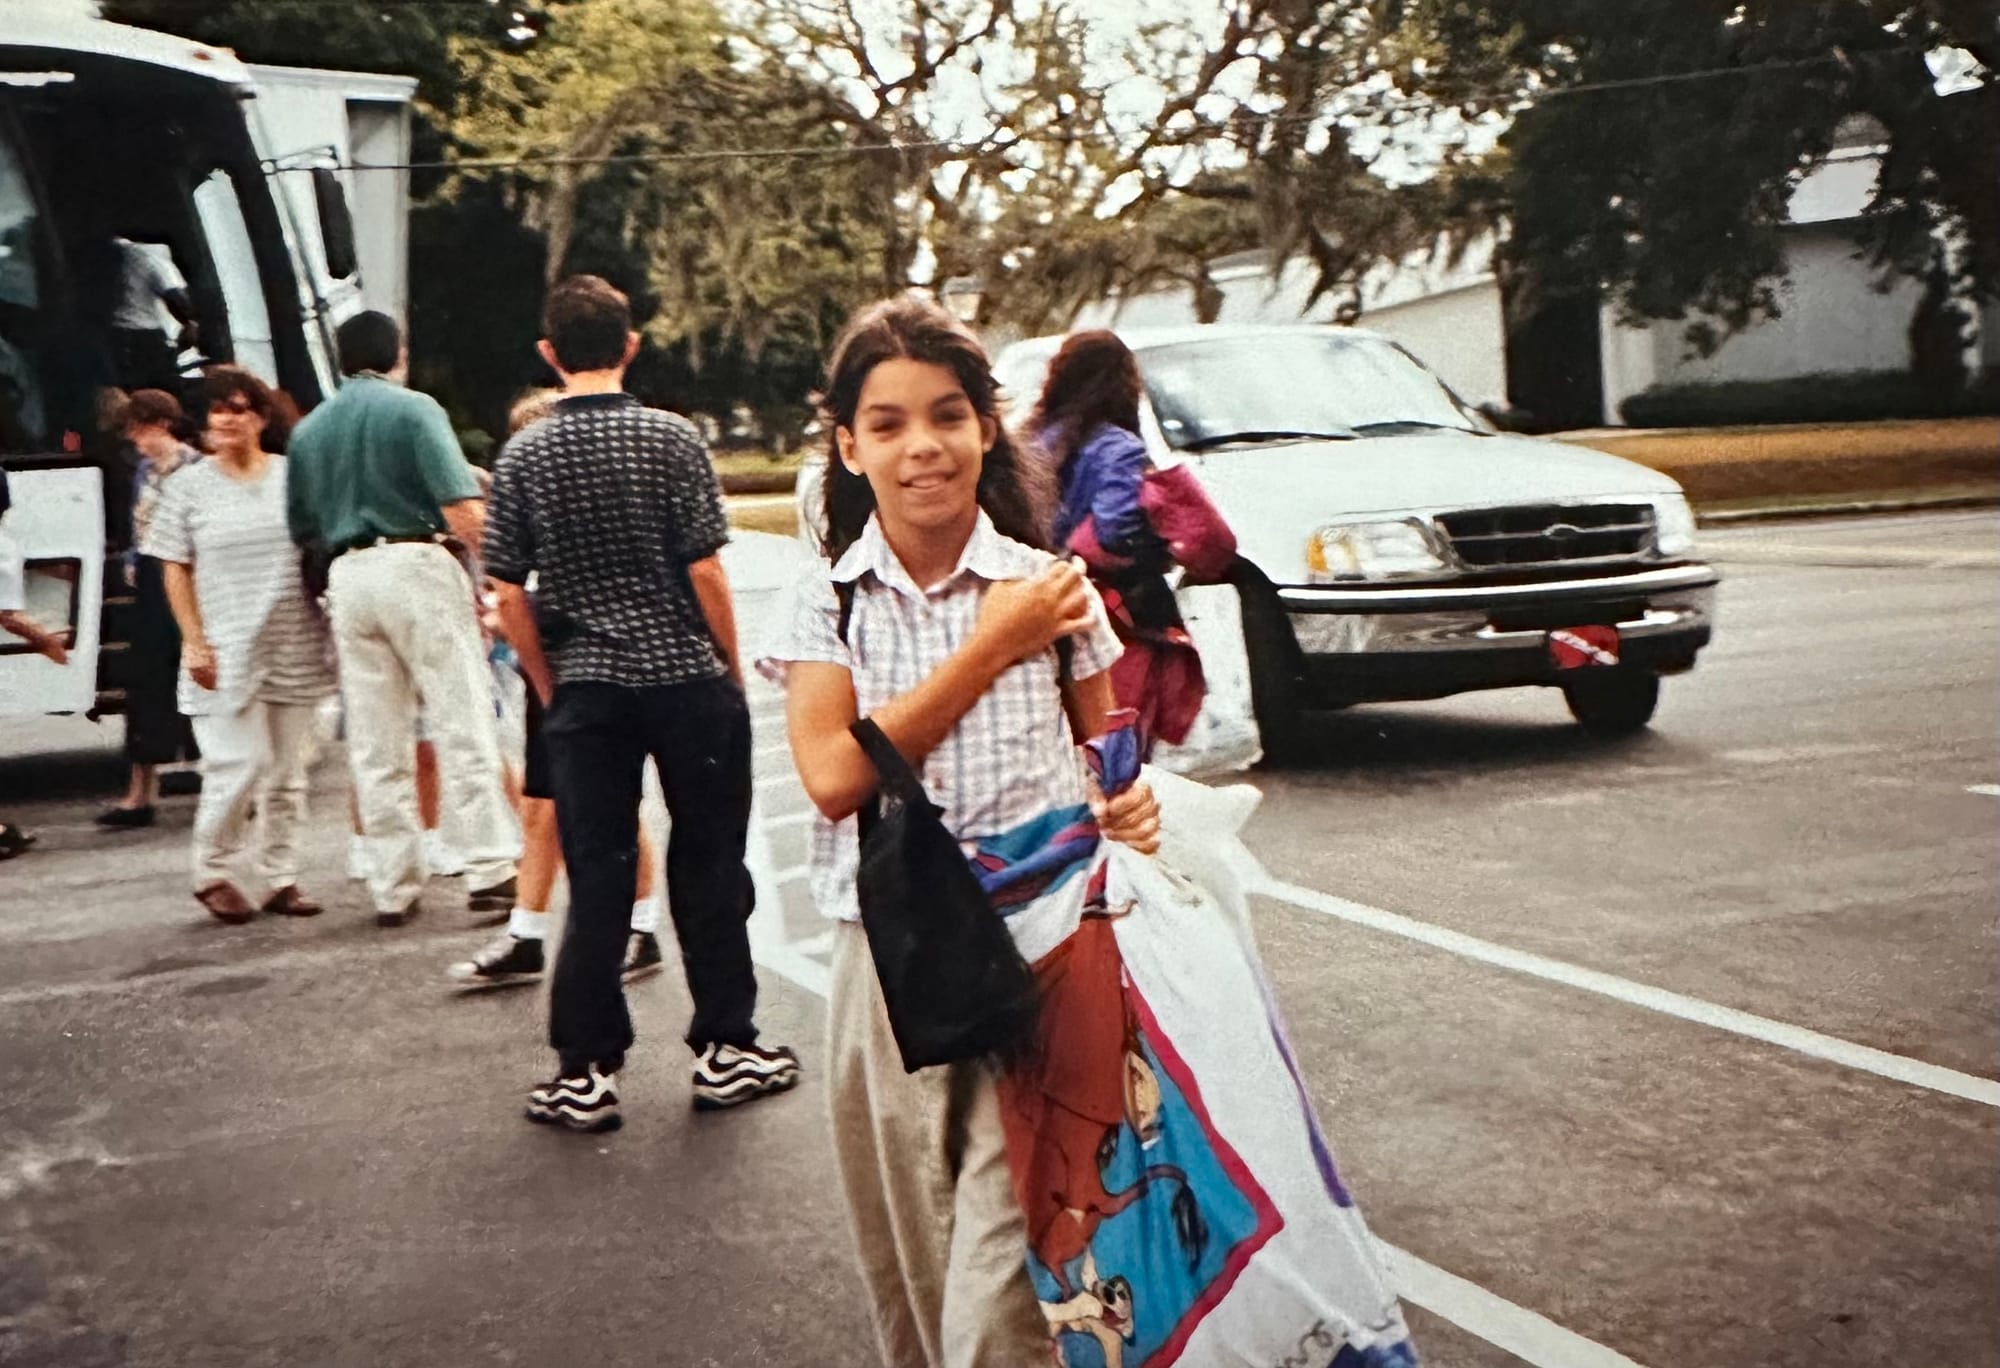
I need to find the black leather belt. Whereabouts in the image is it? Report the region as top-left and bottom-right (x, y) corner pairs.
(334, 533), (443, 558)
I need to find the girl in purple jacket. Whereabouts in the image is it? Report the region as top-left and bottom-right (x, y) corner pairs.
(1029, 331), (1205, 752)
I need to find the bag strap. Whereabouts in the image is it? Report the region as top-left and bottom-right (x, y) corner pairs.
(849, 716), (929, 806)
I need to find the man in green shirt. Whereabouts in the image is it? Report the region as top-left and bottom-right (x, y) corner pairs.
(287, 311), (519, 926)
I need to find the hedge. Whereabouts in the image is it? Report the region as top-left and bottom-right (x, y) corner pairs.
(1620, 369), (2000, 429)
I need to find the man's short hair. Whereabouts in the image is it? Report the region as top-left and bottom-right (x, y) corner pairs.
(542, 276), (632, 373)
(336, 310), (401, 376)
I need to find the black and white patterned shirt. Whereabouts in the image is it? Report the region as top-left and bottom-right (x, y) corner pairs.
(484, 393), (729, 688)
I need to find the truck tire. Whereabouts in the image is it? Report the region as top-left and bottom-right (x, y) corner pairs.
(1562, 668), (1660, 737)
(1239, 583), (1308, 763)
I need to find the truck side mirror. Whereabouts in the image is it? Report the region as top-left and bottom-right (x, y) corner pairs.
(310, 167), (359, 281)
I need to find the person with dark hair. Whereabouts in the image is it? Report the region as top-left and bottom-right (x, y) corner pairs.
(140, 367), (334, 922)
(484, 275), (795, 1132)
(333, 310), (400, 378)
(285, 310), (519, 928)
(761, 295), (1160, 1365)
(447, 385), (665, 991)
(1030, 329), (1206, 755)
(97, 388), (202, 828)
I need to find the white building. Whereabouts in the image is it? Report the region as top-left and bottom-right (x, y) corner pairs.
(1075, 145), (1996, 427)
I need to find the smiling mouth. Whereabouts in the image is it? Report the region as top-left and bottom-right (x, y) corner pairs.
(903, 473), (952, 490)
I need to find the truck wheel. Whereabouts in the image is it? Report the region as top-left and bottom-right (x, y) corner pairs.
(1239, 585), (1308, 762)
(1563, 668), (1660, 737)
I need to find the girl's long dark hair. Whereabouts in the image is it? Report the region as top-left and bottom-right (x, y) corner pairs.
(818, 296), (1053, 564)
(1025, 329), (1142, 480)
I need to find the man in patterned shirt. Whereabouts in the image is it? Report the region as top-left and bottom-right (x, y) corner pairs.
(484, 275), (797, 1132)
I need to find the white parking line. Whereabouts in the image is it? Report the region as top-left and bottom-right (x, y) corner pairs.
(1257, 878), (2000, 1108)
(747, 921), (1648, 1368)
(1385, 1246), (1648, 1368)
(1967, 784), (2000, 797)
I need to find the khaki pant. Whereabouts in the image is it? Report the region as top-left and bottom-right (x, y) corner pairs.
(827, 923), (1049, 1368)
(189, 699), (316, 897)
(328, 542), (519, 913)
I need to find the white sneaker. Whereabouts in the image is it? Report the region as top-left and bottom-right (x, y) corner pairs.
(424, 830), (466, 878)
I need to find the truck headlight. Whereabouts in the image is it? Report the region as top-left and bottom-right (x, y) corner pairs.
(1305, 520), (1447, 582)
(1652, 493), (1697, 558)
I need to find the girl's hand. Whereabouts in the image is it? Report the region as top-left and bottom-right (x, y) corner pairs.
(1093, 780), (1161, 855)
(184, 639), (219, 691)
(977, 560), (1094, 662)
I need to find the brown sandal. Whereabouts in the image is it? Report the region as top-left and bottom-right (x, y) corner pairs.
(195, 881), (256, 924)
(261, 885), (323, 917)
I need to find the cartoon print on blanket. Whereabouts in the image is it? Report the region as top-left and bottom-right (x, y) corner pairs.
(997, 909), (1281, 1367)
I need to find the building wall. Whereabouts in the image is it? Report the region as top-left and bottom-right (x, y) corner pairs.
(1649, 225), (1920, 387)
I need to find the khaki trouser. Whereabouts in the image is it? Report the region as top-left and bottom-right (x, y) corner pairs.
(327, 542), (519, 913)
(189, 699), (317, 897)
(826, 923), (1049, 1368)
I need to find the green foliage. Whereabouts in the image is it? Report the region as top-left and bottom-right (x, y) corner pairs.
(1403, 0), (1997, 370)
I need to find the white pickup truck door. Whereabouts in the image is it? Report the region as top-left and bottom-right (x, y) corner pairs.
(0, 468), (104, 717)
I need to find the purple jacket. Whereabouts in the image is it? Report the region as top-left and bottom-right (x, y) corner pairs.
(1050, 421), (1150, 559)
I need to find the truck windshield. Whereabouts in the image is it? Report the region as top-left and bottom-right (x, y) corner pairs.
(1139, 332), (1484, 452)
(0, 122), (47, 453)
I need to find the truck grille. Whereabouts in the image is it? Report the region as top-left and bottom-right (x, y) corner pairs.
(1435, 503), (1656, 570)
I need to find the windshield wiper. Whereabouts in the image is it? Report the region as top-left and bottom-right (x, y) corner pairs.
(1178, 428), (1358, 451)
(1350, 419), (1483, 436)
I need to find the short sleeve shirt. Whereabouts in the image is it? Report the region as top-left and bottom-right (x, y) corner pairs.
(285, 376), (480, 550)
(141, 458), (334, 715)
(483, 393), (729, 688)
(758, 510), (1123, 922)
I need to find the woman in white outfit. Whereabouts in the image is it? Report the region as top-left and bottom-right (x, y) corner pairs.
(142, 366), (335, 923)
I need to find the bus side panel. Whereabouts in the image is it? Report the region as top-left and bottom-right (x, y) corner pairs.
(0, 468), (104, 717)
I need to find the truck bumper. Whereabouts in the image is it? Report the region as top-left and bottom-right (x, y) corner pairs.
(1274, 563), (1718, 704)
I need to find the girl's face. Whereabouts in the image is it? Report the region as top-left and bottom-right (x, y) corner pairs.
(837, 357), (997, 541)
(203, 393), (266, 456)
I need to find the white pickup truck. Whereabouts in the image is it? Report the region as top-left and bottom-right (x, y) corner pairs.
(0, 13), (413, 720)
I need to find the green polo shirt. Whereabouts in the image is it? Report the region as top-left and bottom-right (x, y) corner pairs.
(285, 375), (481, 550)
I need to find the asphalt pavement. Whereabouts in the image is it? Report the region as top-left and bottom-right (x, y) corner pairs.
(0, 510), (1994, 1368)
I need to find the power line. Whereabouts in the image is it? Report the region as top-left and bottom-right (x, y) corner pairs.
(327, 46), (1937, 175)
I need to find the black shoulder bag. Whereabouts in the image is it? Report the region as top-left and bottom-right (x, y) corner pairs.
(848, 716), (1040, 1073)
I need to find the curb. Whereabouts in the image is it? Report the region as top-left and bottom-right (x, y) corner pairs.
(1696, 490), (2000, 525)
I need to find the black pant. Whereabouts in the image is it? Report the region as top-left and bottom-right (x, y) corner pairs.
(124, 558), (199, 766)
(543, 676), (758, 1073)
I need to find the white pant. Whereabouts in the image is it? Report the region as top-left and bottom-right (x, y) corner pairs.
(328, 542), (519, 913)
(190, 700), (317, 897)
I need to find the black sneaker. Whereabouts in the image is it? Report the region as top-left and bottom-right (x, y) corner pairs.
(622, 932), (664, 983)
(691, 1041), (800, 1112)
(525, 1066), (621, 1133)
(449, 934), (544, 989)
(467, 876), (517, 926)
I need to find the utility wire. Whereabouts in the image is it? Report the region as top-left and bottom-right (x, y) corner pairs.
(328, 46), (1939, 174)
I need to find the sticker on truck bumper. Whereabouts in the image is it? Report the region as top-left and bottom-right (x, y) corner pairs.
(1548, 626), (1621, 669)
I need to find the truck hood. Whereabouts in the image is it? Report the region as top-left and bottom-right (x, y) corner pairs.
(1183, 429), (1685, 582)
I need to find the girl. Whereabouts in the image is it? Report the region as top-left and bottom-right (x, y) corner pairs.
(762, 297), (1160, 1367)
(1029, 329), (1206, 755)
(142, 366), (335, 923)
